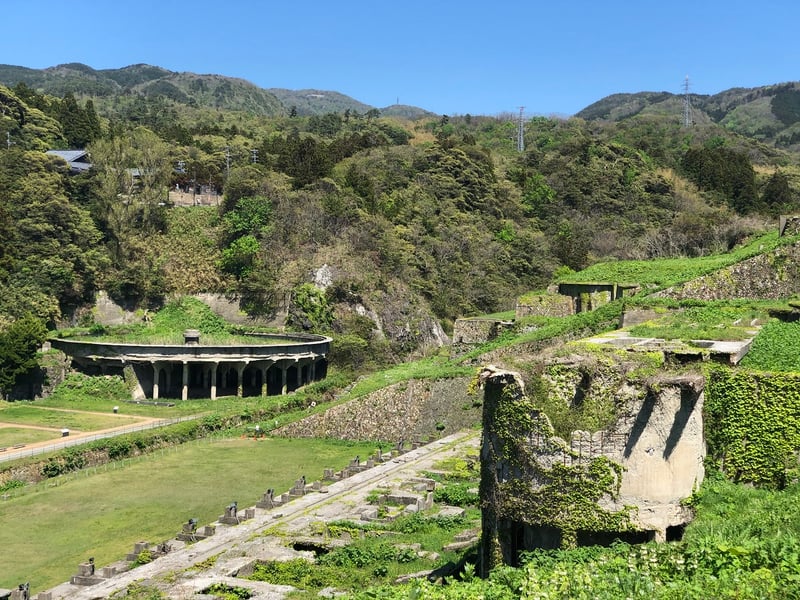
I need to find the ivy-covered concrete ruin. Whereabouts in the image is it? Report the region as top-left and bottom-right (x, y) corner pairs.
(478, 354), (705, 573)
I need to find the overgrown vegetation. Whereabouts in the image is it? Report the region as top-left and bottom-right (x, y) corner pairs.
(705, 365), (800, 487)
(560, 231), (800, 289)
(628, 302), (766, 341)
(739, 318), (800, 371)
(3, 75), (800, 372)
(249, 512), (473, 595)
(3, 67), (800, 599)
(347, 476), (800, 599)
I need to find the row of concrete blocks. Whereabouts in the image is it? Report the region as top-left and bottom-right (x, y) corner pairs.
(62, 445), (418, 591)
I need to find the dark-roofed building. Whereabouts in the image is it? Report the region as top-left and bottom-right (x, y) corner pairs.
(46, 149), (92, 173)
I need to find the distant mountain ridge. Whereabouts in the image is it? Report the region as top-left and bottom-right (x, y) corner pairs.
(576, 81), (800, 149)
(0, 62), (434, 119)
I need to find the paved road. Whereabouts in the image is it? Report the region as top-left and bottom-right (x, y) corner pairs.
(49, 429), (482, 600)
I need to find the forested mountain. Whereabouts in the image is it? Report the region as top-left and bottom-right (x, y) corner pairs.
(576, 81), (800, 150)
(1, 70), (800, 394)
(0, 63), (427, 118)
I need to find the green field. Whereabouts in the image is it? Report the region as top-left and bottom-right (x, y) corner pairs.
(0, 427), (60, 447)
(0, 437), (378, 591)
(0, 403), (144, 432)
(739, 318), (800, 371)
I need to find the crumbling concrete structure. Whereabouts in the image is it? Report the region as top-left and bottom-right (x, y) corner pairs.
(479, 362), (704, 573)
(51, 332), (330, 401)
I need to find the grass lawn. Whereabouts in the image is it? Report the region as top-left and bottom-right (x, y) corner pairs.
(0, 404), (144, 432)
(0, 436), (378, 591)
(30, 375), (293, 419)
(0, 427), (61, 447)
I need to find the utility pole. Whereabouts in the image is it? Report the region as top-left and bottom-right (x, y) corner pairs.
(225, 146), (231, 177)
(6, 131), (11, 149)
(682, 75), (693, 128)
(517, 107), (525, 152)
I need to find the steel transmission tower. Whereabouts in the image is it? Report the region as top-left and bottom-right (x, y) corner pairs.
(517, 107), (525, 152)
(682, 76), (693, 127)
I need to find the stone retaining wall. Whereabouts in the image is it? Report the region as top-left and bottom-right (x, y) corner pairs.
(515, 294), (574, 319)
(654, 240), (800, 301)
(275, 377), (477, 442)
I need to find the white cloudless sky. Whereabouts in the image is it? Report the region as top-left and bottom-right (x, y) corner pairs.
(2, 0), (798, 116)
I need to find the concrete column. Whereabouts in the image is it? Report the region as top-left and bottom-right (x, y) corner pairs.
(165, 367), (172, 397)
(152, 363), (160, 400)
(296, 360), (303, 388)
(181, 361), (189, 401)
(310, 359), (317, 382)
(281, 364), (288, 395)
(210, 362), (218, 400)
(236, 363), (245, 397)
(261, 362), (270, 397)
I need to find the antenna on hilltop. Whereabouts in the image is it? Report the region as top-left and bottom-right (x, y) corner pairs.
(682, 75), (693, 128)
(517, 106), (525, 152)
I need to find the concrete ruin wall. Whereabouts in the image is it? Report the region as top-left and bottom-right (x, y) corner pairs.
(451, 318), (515, 356)
(779, 215), (800, 237)
(515, 294), (574, 319)
(654, 240), (800, 301)
(479, 363), (704, 570)
(453, 319), (506, 345)
(275, 377), (477, 442)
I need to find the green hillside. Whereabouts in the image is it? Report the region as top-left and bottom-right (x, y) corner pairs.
(576, 81), (800, 151)
(0, 62), (428, 118)
(1, 66), (800, 393)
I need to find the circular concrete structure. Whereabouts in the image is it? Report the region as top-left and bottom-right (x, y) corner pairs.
(51, 332), (331, 400)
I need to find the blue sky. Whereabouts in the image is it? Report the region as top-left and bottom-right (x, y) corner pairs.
(3, 0), (799, 116)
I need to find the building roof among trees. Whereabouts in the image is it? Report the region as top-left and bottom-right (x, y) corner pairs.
(46, 149), (92, 173)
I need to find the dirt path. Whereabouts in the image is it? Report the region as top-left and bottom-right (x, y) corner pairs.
(0, 415), (190, 463)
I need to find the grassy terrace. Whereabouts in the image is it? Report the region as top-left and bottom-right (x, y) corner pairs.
(0, 427), (60, 447)
(0, 403), (143, 431)
(558, 231), (800, 288)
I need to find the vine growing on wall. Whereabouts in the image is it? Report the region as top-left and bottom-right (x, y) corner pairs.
(499, 456), (630, 549)
(705, 364), (800, 487)
(481, 369), (632, 553)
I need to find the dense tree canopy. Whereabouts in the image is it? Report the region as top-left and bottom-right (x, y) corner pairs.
(0, 81), (798, 361)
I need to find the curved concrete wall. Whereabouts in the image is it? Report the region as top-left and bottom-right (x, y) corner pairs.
(51, 333), (330, 363)
(51, 333), (331, 401)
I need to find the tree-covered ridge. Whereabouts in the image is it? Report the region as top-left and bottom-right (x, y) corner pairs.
(1, 75), (799, 378)
(0, 62), (425, 118)
(576, 81), (800, 150)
